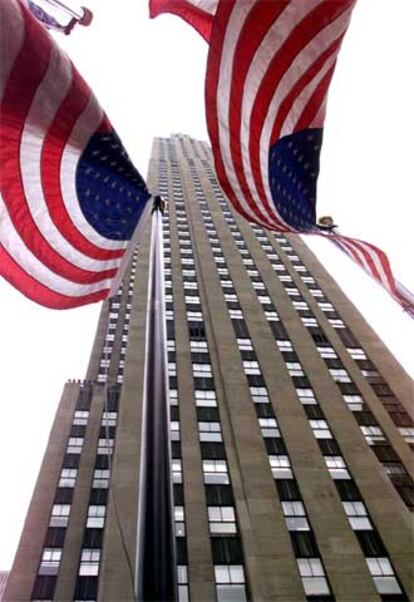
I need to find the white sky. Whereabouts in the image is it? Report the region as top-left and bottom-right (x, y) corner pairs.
(1, 0), (413, 571)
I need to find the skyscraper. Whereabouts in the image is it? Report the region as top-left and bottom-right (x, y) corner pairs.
(5, 135), (413, 602)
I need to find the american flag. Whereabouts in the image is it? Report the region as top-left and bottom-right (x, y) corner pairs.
(205, 0), (357, 233)
(0, 0), (151, 309)
(151, 0), (414, 316)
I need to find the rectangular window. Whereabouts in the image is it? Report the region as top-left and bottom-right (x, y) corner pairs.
(203, 460), (230, 484)
(208, 506), (237, 534)
(296, 388), (317, 405)
(366, 558), (401, 595)
(86, 505), (106, 529)
(259, 417), (279, 438)
(174, 506), (186, 537)
(193, 363), (212, 377)
(214, 565), (247, 602)
(97, 438), (114, 455)
(399, 427), (414, 444)
(79, 549), (100, 576)
(360, 426), (386, 445)
(342, 501), (372, 530)
(343, 394), (364, 411)
(190, 340), (208, 352)
(329, 368), (351, 383)
(101, 411), (117, 427)
(317, 346), (337, 359)
(281, 501), (309, 531)
(325, 456), (350, 479)
(257, 295), (272, 304)
(58, 468), (77, 488)
(347, 347), (367, 360)
(39, 548), (62, 575)
(93, 469), (110, 489)
(286, 362), (305, 377)
(168, 362), (177, 377)
(49, 504), (71, 528)
(73, 410), (89, 426)
(172, 459), (183, 484)
(277, 340), (293, 351)
(236, 338), (253, 351)
(250, 386), (269, 404)
(195, 390), (217, 407)
(66, 437), (84, 454)
(269, 455), (293, 479)
(170, 421), (181, 441)
(170, 389), (178, 406)
(309, 289), (324, 297)
(279, 275), (293, 282)
(221, 280), (233, 289)
(328, 318), (346, 329)
(243, 360), (260, 375)
(309, 420), (332, 439)
(183, 281), (198, 290)
(265, 311), (280, 322)
(199, 422), (223, 442)
(285, 287), (300, 296)
(292, 301), (309, 310)
(187, 311), (203, 321)
(297, 558), (330, 596)
(318, 302), (334, 311)
(301, 317), (318, 327)
(229, 309), (244, 319)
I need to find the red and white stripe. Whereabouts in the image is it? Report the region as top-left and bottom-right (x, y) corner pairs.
(326, 232), (414, 317)
(205, 0), (356, 231)
(0, 0), (149, 309)
(149, 0), (216, 41)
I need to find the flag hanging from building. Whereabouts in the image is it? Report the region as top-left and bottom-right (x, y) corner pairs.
(205, 0), (357, 233)
(0, 0), (151, 309)
(151, 0), (414, 317)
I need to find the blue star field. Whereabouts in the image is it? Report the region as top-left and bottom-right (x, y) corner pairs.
(268, 128), (322, 231)
(76, 131), (150, 240)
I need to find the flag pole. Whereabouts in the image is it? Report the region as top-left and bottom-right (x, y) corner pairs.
(135, 198), (178, 601)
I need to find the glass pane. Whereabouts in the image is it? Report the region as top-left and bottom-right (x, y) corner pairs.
(210, 523), (237, 534)
(301, 577), (330, 596)
(214, 566), (230, 584)
(216, 585), (247, 602)
(373, 576), (402, 595)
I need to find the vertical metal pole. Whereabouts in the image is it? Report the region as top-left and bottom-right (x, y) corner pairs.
(135, 206), (178, 602)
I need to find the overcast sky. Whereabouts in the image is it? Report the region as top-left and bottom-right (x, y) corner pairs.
(1, 0), (413, 570)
